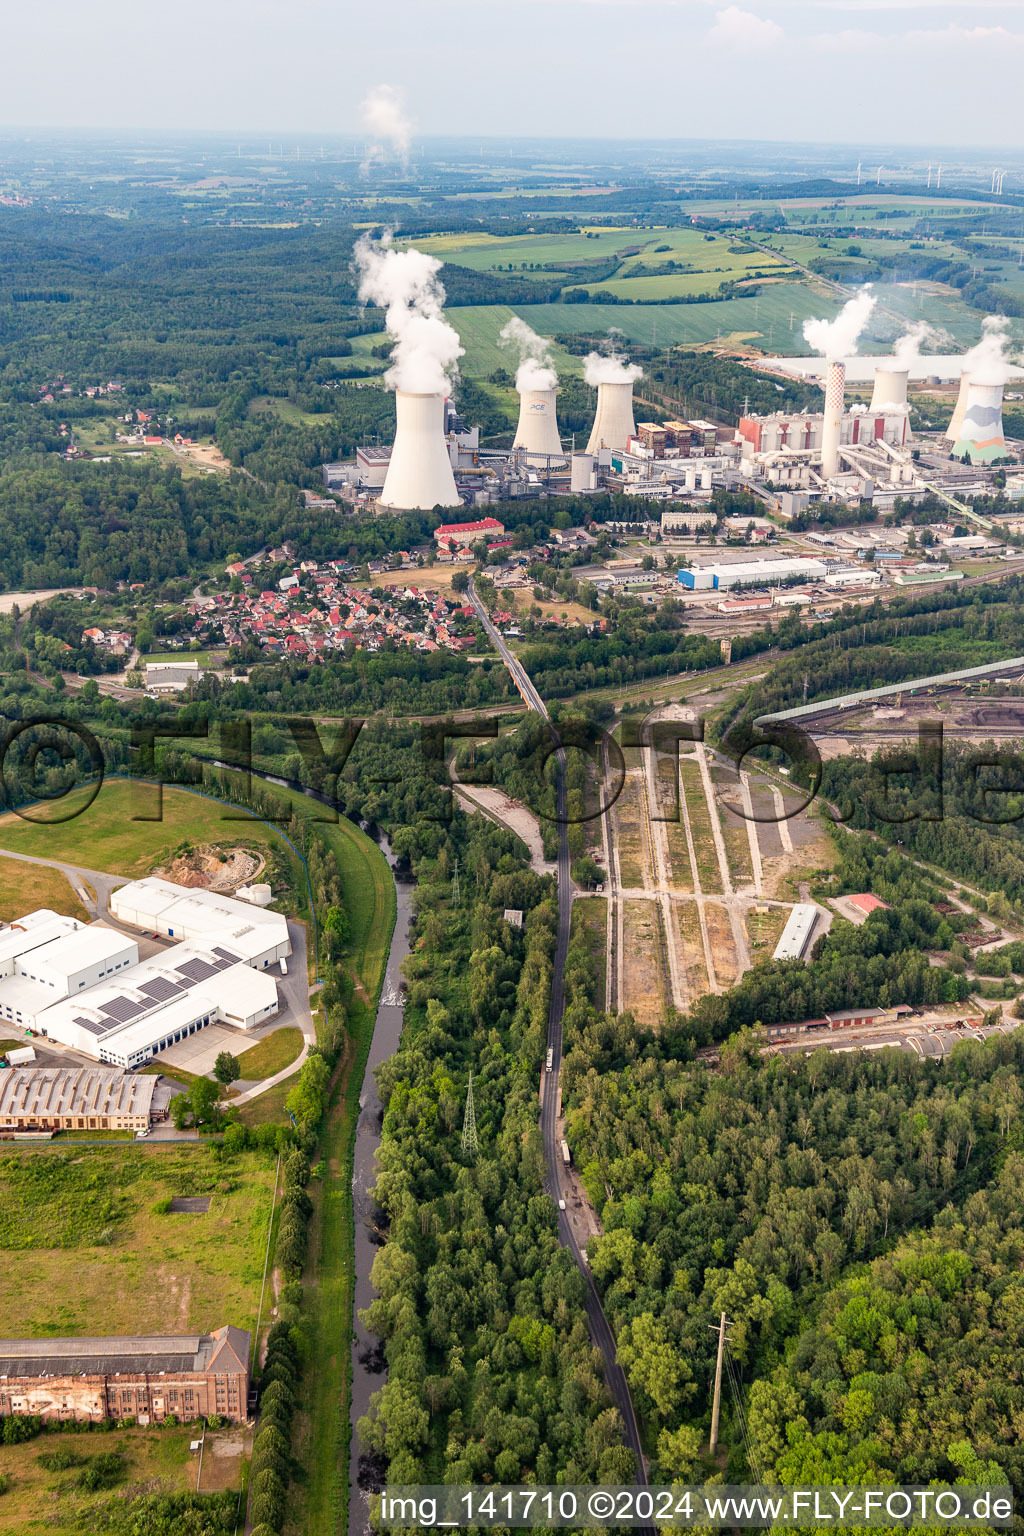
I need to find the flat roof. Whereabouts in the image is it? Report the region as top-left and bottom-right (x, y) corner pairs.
(0, 913), (81, 968)
(756, 653), (1024, 724)
(28, 924), (136, 978)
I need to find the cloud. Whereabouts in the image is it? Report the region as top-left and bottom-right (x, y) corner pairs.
(906, 22), (1024, 42)
(353, 233), (463, 395)
(709, 5), (783, 46)
(803, 288), (877, 358)
(359, 83), (413, 173)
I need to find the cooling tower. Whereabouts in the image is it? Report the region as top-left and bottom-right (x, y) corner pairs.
(952, 380), (1006, 463)
(820, 361), (846, 479)
(379, 392), (461, 511)
(513, 387), (564, 462)
(586, 380), (636, 455)
(946, 371), (973, 444)
(869, 367), (909, 413)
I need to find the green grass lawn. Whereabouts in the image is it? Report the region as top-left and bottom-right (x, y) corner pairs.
(248, 395), (331, 428)
(232, 1026), (304, 1081)
(0, 1145), (275, 1338)
(142, 649), (222, 667)
(0, 779), (302, 884)
(440, 304), (584, 380)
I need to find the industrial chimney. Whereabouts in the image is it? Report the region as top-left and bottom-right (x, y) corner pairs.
(952, 380), (1006, 463)
(945, 372), (974, 444)
(379, 392), (461, 512)
(820, 361), (846, 479)
(513, 386), (564, 463)
(869, 367), (909, 413)
(586, 380), (637, 456)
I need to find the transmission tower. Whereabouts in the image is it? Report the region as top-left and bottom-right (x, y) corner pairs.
(451, 857), (461, 908)
(461, 1070), (479, 1156)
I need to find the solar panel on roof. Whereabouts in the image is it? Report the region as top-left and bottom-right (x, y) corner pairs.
(212, 946), (241, 963)
(138, 977), (181, 1002)
(99, 996), (146, 1023)
(74, 1016), (107, 1036)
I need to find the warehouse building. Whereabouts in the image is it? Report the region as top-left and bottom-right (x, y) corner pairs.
(0, 1326), (250, 1424)
(679, 556), (827, 591)
(0, 1066), (157, 1134)
(0, 883), (290, 1069)
(773, 903), (818, 962)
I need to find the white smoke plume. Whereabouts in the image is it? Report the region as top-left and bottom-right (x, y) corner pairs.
(803, 288), (876, 358)
(353, 233), (463, 395)
(359, 84), (413, 174)
(583, 351), (644, 386)
(892, 321), (935, 369)
(961, 315), (1016, 386)
(499, 317), (558, 393)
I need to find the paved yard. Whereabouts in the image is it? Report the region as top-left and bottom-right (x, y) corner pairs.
(157, 1023), (246, 1075)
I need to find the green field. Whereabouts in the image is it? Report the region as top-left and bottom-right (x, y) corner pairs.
(0, 1145), (275, 1338)
(249, 395), (331, 427)
(0, 1422), (233, 1536)
(0, 780), (302, 885)
(509, 282), (843, 350)
(400, 226), (650, 270)
(232, 1025), (304, 1081)
(440, 305), (585, 380)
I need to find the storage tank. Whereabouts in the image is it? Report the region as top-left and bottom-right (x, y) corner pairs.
(379, 392), (461, 511)
(570, 452), (596, 493)
(700, 467), (713, 491)
(820, 360), (846, 479)
(238, 882), (273, 908)
(952, 380), (1006, 463)
(869, 367), (909, 413)
(513, 386), (564, 462)
(586, 381), (636, 455)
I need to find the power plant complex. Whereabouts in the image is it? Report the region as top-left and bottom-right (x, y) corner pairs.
(326, 252), (1018, 517)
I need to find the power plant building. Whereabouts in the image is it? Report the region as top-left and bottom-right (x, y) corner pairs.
(586, 380), (637, 455)
(379, 391), (462, 511)
(513, 387), (564, 463)
(738, 410), (908, 454)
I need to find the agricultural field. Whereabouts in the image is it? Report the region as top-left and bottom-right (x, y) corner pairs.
(0, 855), (88, 923)
(441, 305), (585, 379)
(676, 903), (710, 1001)
(679, 760), (720, 890)
(399, 226), (649, 270)
(609, 762), (653, 889)
(0, 1145), (275, 1339)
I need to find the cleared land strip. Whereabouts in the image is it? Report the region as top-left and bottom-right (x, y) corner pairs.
(739, 772), (765, 897)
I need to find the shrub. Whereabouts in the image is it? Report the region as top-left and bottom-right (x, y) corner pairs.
(250, 1525), (280, 1536)
(205, 1414), (224, 1430)
(152, 1197), (172, 1215)
(258, 1380), (294, 1414)
(37, 1447), (85, 1472)
(2, 1415), (41, 1444)
(252, 1467), (286, 1501)
(250, 1490), (285, 1528)
(249, 1445), (288, 1482)
(163, 1413), (179, 1427)
(0, 1472), (10, 1495)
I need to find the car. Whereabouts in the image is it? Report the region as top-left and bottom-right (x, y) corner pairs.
(558, 1198), (566, 1211)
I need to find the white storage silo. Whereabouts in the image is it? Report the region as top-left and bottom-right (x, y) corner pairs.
(570, 453), (596, 493)
(379, 392), (461, 511)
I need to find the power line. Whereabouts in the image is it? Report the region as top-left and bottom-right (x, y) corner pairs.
(461, 1069), (479, 1157)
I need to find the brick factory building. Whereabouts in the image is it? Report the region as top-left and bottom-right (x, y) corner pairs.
(0, 1326), (250, 1424)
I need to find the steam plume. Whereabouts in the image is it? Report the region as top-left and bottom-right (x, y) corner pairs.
(892, 321), (935, 369)
(359, 84), (413, 173)
(499, 317), (558, 392)
(961, 315), (1015, 386)
(584, 351), (644, 386)
(803, 288), (876, 358)
(353, 233), (463, 395)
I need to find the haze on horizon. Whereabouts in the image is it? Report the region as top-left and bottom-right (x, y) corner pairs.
(3, 0), (1024, 148)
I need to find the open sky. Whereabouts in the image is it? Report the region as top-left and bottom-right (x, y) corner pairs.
(3, 0), (1024, 146)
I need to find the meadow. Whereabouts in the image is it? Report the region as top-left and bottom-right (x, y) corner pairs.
(0, 1145), (275, 1338)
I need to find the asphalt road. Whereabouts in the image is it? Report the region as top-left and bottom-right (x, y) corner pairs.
(468, 580), (651, 1488)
